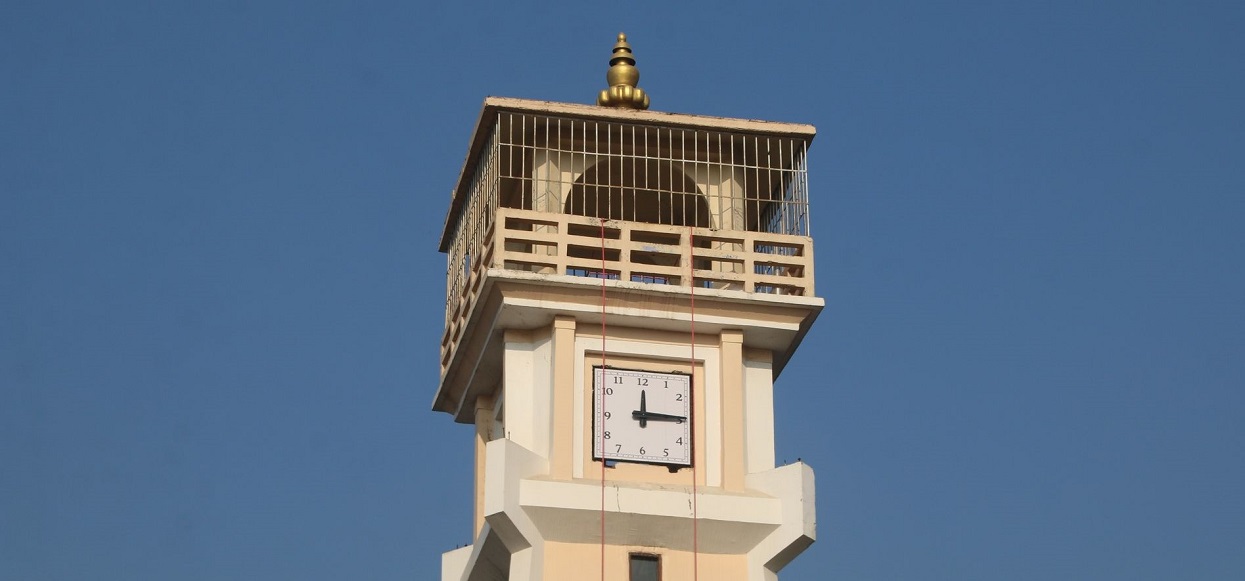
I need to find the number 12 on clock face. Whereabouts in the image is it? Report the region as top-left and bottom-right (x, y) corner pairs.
(592, 366), (692, 467)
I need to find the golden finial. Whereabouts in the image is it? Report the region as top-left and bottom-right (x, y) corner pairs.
(597, 33), (650, 110)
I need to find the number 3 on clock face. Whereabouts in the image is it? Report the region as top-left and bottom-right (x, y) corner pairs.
(592, 366), (692, 467)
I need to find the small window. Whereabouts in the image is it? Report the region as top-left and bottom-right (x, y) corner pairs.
(629, 554), (660, 581)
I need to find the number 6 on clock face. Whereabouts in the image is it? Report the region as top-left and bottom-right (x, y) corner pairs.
(592, 366), (692, 467)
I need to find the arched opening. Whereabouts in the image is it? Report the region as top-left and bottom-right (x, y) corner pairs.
(565, 159), (710, 228)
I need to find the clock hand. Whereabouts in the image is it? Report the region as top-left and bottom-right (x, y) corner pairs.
(638, 390), (647, 428)
(632, 389), (687, 426)
(631, 410), (686, 424)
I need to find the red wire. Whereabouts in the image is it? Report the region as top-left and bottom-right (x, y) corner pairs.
(599, 218), (608, 581)
(689, 224), (699, 581)
(594, 219), (699, 580)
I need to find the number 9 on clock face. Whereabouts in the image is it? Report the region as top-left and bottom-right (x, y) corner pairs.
(592, 366), (692, 467)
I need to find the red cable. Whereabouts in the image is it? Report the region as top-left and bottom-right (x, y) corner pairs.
(688, 224), (699, 581)
(595, 219), (699, 580)
(599, 218), (608, 581)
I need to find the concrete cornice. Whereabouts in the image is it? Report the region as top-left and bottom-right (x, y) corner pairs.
(432, 270), (823, 423)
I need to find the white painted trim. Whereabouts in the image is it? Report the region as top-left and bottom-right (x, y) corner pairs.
(531, 335), (552, 459)
(501, 332), (555, 459)
(502, 336), (537, 453)
(440, 546), (471, 581)
(448, 437), (815, 580)
(745, 463), (816, 581)
(744, 356), (776, 473)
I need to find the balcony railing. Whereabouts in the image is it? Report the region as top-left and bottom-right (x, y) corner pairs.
(440, 208), (814, 375)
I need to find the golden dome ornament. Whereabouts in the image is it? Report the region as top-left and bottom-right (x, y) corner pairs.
(597, 33), (650, 110)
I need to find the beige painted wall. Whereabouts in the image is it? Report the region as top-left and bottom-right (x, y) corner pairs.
(461, 319), (795, 579)
(543, 541), (749, 581)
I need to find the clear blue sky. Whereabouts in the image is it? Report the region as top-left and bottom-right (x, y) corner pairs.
(3, 1), (1243, 579)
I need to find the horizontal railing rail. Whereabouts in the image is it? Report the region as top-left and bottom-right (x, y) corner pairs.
(440, 208), (815, 376)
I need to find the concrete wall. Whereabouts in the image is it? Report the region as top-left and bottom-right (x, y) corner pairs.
(452, 306), (811, 581)
(543, 541), (748, 581)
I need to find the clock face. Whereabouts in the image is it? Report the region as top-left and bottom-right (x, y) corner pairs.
(592, 366), (692, 467)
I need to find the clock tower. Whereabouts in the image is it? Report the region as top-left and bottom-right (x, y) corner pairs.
(436, 34), (822, 581)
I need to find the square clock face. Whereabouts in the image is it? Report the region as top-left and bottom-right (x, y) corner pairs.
(592, 366), (692, 467)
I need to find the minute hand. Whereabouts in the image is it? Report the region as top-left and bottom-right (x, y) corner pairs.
(632, 410), (686, 424)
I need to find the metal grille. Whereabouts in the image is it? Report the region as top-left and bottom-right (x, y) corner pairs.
(444, 111), (812, 325)
(444, 128), (500, 324)
(490, 112), (810, 233)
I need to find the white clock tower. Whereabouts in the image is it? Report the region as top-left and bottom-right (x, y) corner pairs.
(435, 34), (822, 581)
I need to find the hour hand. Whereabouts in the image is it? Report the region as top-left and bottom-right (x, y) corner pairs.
(631, 410), (686, 424)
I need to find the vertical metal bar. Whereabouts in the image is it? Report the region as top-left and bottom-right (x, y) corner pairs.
(555, 116), (563, 215)
(691, 129), (699, 228)
(571, 119), (579, 217)
(643, 124), (651, 228)
(682, 128), (692, 228)
(578, 118), (587, 219)
(752, 134), (760, 234)
(656, 126), (664, 225)
(728, 132), (736, 233)
(602, 120), (607, 222)
(541, 114), (548, 212)
(629, 123), (636, 227)
(594, 119), (601, 220)
(717, 130), (727, 232)
(776, 136), (786, 236)
(742, 133), (750, 232)
(802, 139), (810, 236)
